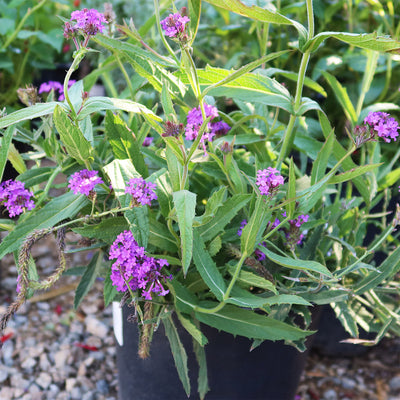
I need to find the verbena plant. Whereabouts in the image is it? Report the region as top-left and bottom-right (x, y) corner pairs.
(1, 1), (400, 398)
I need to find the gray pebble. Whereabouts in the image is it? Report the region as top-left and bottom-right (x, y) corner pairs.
(341, 377), (356, 390)
(36, 372), (52, 389)
(0, 366), (9, 383)
(97, 379), (109, 394)
(70, 387), (83, 400)
(36, 302), (51, 311)
(390, 376), (400, 391)
(323, 389), (338, 400)
(2, 340), (14, 366)
(85, 316), (109, 339)
(82, 392), (95, 400)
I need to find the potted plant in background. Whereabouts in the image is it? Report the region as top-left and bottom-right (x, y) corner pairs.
(1, 1), (400, 399)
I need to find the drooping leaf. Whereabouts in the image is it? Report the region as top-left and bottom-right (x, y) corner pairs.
(163, 315), (191, 397)
(328, 163), (382, 185)
(176, 311), (208, 346)
(74, 251), (103, 309)
(193, 333), (209, 400)
(226, 265), (277, 293)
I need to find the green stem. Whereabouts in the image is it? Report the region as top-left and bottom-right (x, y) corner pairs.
(63, 50), (87, 119)
(194, 253), (247, 314)
(276, 0), (314, 168)
(1, 0), (48, 50)
(35, 166), (62, 208)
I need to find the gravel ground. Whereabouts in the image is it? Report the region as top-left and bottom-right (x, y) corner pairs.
(0, 231), (399, 400)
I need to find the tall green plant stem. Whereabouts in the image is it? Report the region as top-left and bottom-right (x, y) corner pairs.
(277, 0), (314, 168)
(1, 0), (48, 50)
(194, 252), (248, 314)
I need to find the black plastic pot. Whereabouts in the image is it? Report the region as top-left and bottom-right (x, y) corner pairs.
(116, 306), (319, 400)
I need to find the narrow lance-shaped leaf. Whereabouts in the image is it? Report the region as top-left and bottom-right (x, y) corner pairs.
(163, 315), (191, 397)
(193, 335), (209, 400)
(311, 131), (334, 185)
(195, 303), (312, 341)
(192, 230), (226, 301)
(260, 247), (333, 277)
(173, 190), (197, 275)
(304, 31), (400, 54)
(74, 251), (103, 309)
(0, 126), (14, 181)
(240, 195), (268, 256)
(328, 163), (382, 185)
(287, 158), (296, 218)
(53, 105), (92, 164)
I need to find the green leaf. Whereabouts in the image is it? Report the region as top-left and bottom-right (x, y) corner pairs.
(166, 145), (185, 192)
(197, 194), (251, 242)
(193, 335), (209, 400)
(354, 246), (400, 294)
(0, 102), (60, 130)
(7, 143), (26, 174)
(260, 247), (333, 277)
(287, 158), (296, 218)
(178, 66), (293, 113)
(304, 31), (400, 54)
(321, 71), (357, 126)
(78, 97), (162, 121)
(72, 217), (129, 245)
(0, 126), (14, 182)
(203, 0), (307, 41)
(193, 230), (226, 301)
(148, 215), (178, 252)
(103, 270), (119, 307)
(105, 111), (147, 177)
(378, 167), (400, 190)
(311, 131), (334, 185)
(173, 190), (196, 275)
(169, 279), (199, 314)
(228, 287), (311, 308)
(328, 163), (382, 184)
(0, 192), (89, 258)
(201, 51), (291, 98)
(188, 0), (202, 43)
(163, 315), (191, 397)
(176, 311), (208, 346)
(195, 304), (311, 341)
(0, 18), (15, 35)
(332, 302), (359, 338)
(226, 265), (277, 293)
(240, 195), (267, 256)
(16, 167), (54, 187)
(300, 289), (349, 305)
(74, 251), (103, 309)
(53, 105), (92, 164)
(125, 207), (149, 248)
(161, 81), (175, 119)
(199, 186), (227, 224)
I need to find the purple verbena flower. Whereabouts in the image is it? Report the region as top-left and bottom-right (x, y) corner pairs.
(185, 104), (219, 141)
(109, 230), (171, 299)
(0, 180), (35, 217)
(160, 13), (190, 38)
(68, 169), (104, 196)
(364, 111), (399, 143)
(70, 8), (107, 36)
(125, 177), (157, 206)
(256, 168), (284, 196)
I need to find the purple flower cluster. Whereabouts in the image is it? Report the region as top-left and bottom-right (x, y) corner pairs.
(70, 8), (107, 36)
(161, 12), (190, 39)
(125, 177), (157, 206)
(38, 80), (76, 101)
(185, 105), (231, 151)
(0, 180), (35, 217)
(256, 168), (284, 196)
(237, 219), (266, 261)
(364, 111), (399, 143)
(142, 136), (153, 147)
(109, 230), (171, 299)
(286, 214), (309, 250)
(68, 169), (104, 196)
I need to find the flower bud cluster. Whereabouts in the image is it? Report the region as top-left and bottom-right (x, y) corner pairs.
(161, 12), (190, 43)
(256, 168), (284, 197)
